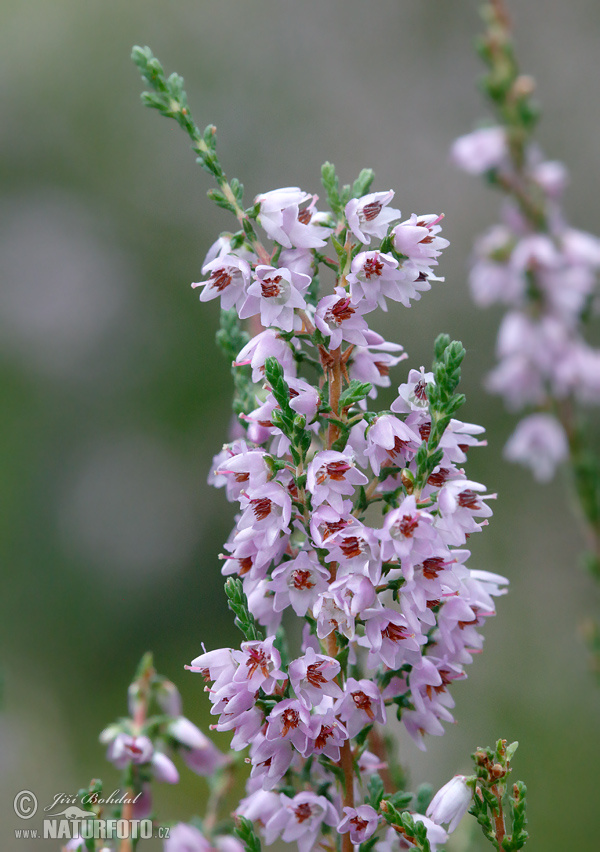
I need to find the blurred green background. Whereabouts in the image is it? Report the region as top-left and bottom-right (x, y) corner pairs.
(2, 0), (599, 849)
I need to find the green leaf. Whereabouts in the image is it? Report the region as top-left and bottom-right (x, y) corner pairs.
(321, 161), (343, 216)
(339, 380), (373, 410)
(352, 168), (375, 198)
(367, 774), (385, 809)
(224, 578), (264, 641)
(234, 817), (262, 852)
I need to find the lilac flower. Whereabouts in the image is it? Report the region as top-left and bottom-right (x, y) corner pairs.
(289, 647), (342, 708)
(364, 414), (421, 475)
(237, 482), (292, 547)
(314, 288), (370, 350)
(240, 265), (311, 332)
(232, 636), (287, 694)
(256, 187), (331, 249)
(105, 733), (154, 767)
(165, 823), (214, 852)
(338, 805), (379, 844)
(392, 213), (449, 276)
(304, 709), (348, 761)
(451, 126), (507, 174)
(347, 332), (408, 396)
(265, 699), (312, 753)
(347, 250), (426, 312)
(426, 775), (472, 832)
(167, 717), (226, 776)
(264, 792), (339, 852)
(270, 551), (329, 616)
(391, 368), (434, 414)
(306, 449), (368, 513)
(504, 413), (568, 481)
(192, 255), (251, 311)
(250, 735), (295, 790)
(346, 190), (401, 244)
(234, 329), (298, 382)
(336, 678), (386, 737)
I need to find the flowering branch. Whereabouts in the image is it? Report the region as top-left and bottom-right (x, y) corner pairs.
(469, 740), (529, 851)
(452, 2), (600, 674)
(127, 41), (519, 852)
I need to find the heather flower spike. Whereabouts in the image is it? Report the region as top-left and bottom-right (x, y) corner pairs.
(453, 0), (600, 666)
(123, 41), (521, 852)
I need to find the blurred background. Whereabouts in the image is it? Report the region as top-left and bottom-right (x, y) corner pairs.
(1, 0), (599, 849)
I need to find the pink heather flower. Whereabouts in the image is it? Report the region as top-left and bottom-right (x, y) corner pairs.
(364, 414), (421, 475)
(338, 805), (379, 844)
(250, 736), (295, 790)
(215, 447), (270, 501)
(165, 823), (212, 852)
(469, 226), (523, 308)
(347, 332), (408, 396)
(314, 288), (371, 350)
(234, 329), (298, 383)
(306, 448), (369, 513)
(202, 233), (256, 268)
(304, 709), (348, 761)
(530, 159), (568, 198)
(436, 479), (495, 545)
(181, 742), (226, 776)
(264, 792), (339, 852)
(345, 190), (401, 245)
(236, 789), (282, 826)
(106, 733), (153, 767)
(289, 647), (343, 708)
(265, 699), (312, 753)
(321, 522), (382, 582)
(451, 126), (508, 174)
(391, 367), (434, 414)
(192, 255), (251, 311)
(215, 837), (245, 852)
(426, 775), (472, 833)
(312, 588), (357, 640)
(186, 646), (235, 684)
(256, 187), (331, 249)
(360, 607), (425, 669)
(237, 482), (292, 547)
(392, 213), (449, 276)
(377, 821), (448, 852)
(270, 551), (329, 616)
(232, 636), (287, 694)
(240, 265), (311, 332)
(167, 718), (226, 776)
(151, 751), (180, 784)
(379, 495), (440, 569)
(279, 247), (315, 277)
(336, 677), (386, 737)
(347, 250), (426, 312)
(504, 413), (568, 481)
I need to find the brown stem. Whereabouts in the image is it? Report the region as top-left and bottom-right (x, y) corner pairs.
(120, 662), (154, 852)
(489, 0), (511, 31)
(491, 784), (506, 845)
(340, 740), (355, 852)
(328, 347), (343, 448)
(367, 727), (395, 793)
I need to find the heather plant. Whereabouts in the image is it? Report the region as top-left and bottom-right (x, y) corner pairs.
(55, 23), (529, 852)
(451, 0), (600, 668)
